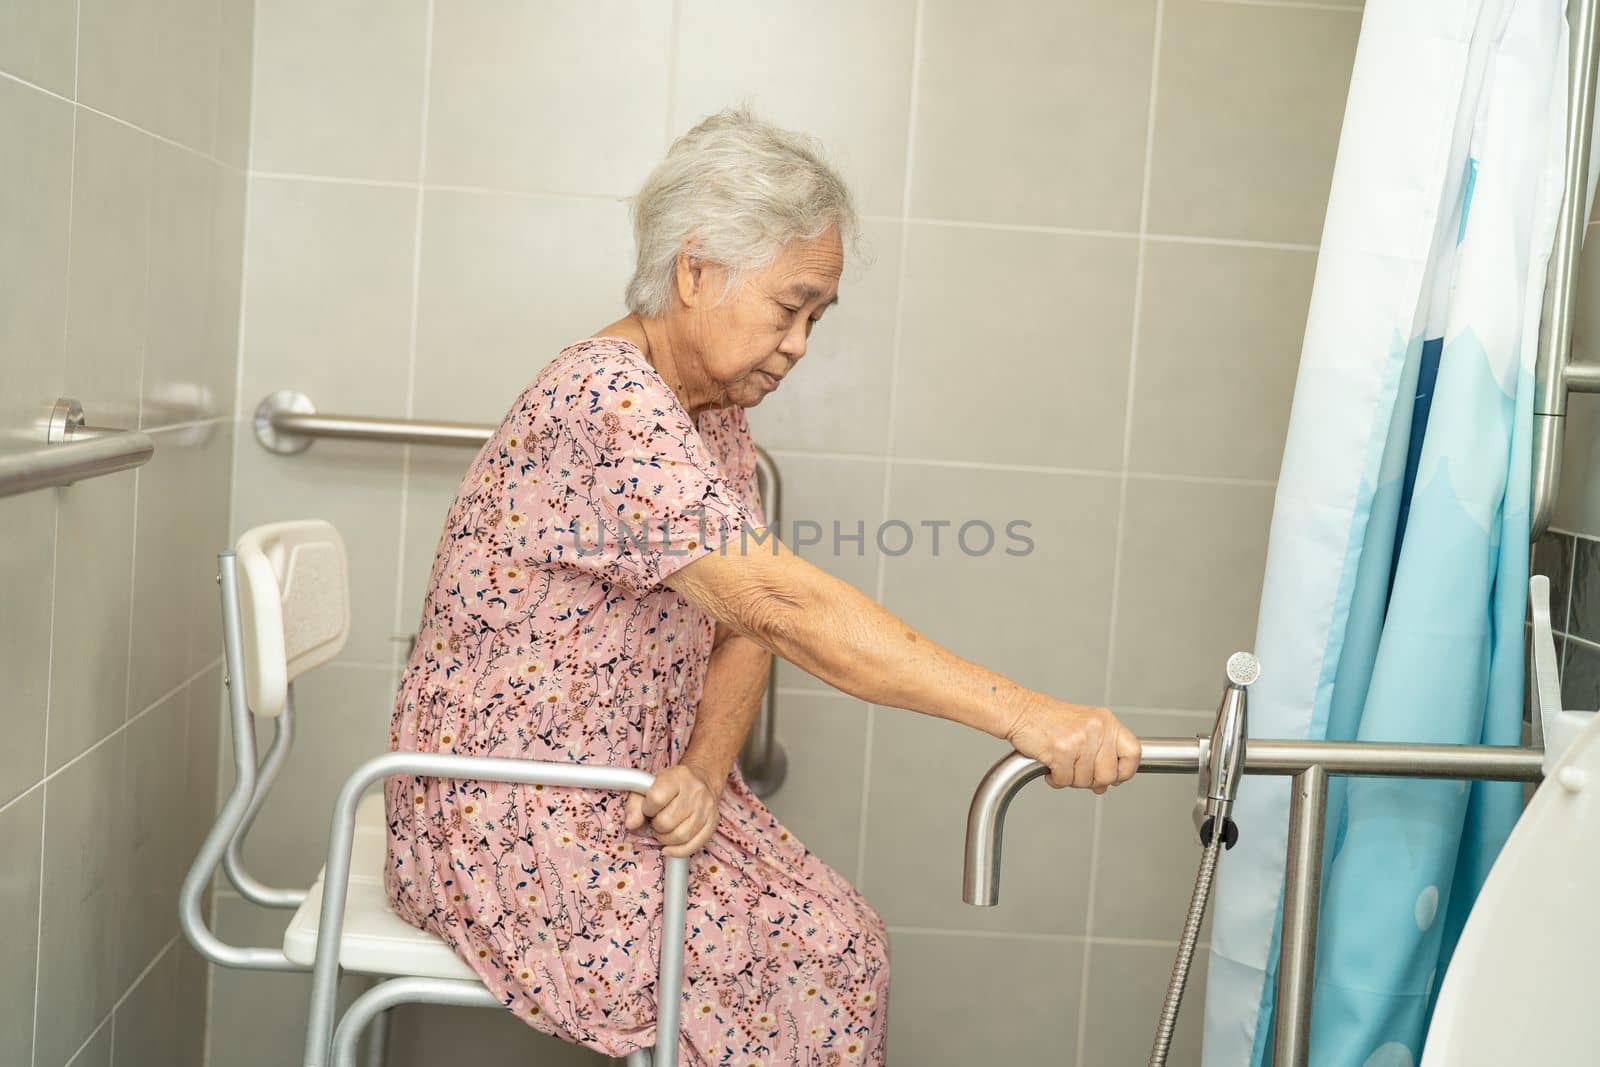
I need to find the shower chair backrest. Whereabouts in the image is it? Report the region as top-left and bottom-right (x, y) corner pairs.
(233, 519), (351, 719)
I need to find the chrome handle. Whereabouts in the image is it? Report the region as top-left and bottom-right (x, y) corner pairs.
(0, 397), (154, 500)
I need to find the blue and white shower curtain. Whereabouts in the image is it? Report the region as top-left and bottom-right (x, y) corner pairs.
(1202, 2), (1569, 1064)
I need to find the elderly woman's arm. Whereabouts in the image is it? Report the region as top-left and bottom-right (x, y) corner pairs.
(667, 534), (1140, 791)
(623, 623), (769, 857)
(682, 624), (770, 784)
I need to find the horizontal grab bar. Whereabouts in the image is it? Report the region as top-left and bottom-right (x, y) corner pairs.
(965, 736), (1542, 906)
(0, 398), (154, 500)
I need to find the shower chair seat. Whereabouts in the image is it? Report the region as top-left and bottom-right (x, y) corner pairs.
(280, 793), (476, 981)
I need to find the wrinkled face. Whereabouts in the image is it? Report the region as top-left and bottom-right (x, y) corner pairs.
(675, 228), (844, 408)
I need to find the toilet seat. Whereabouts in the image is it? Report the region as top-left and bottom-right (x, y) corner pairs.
(1420, 708), (1600, 1064)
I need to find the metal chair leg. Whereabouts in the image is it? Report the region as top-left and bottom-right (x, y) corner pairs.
(624, 1050), (652, 1067)
(360, 1003), (392, 1067)
(331, 978), (498, 1067)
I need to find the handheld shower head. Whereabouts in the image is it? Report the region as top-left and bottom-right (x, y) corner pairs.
(1226, 651), (1260, 687)
(1197, 652), (1258, 849)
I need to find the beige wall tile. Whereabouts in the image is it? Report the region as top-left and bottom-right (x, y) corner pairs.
(891, 224), (1137, 470)
(184, 424), (235, 675)
(1147, 0), (1359, 244)
(880, 463), (1119, 700)
(112, 941), (207, 1067)
(78, 0), (220, 153)
(251, 0), (428, 180)
(885, 930), (1081, 1062)
(387, 1003), (617, 1067)
(230, 431), (406, 667)
(129, 426), (216, 716)
(0, 489), (56, 803)
(203, 167), (248, 421)
(0, 78), (72, 437)
(62, 109), (153, 432)
(0, 787), (43, 1067)
(425, 1), (672, 195)
(47, 467), (137, 771)
(394, 450), (471, 647)
(1092, 709), (1217, 940)
(1130, 240), (1312, 480)
(1110, 478), (1274, 708)
(206, 893), (375, 1067)
(757, 691), (869, 876)
(186, 667), (223, 867)
(746, 220), (901, 456)
(412, 190), (634, 423)
(214, 0), (256, 170)
(116, 688), (188, 991)
(672, 0), (916, 216)
(238, 177), (417, 413)
(142, 141), (216, 430)
(236, 663), (396, 885)
(67, 1022), (113, 1067)
(0, 0), (77, 96)
(36, 732), (127, 1067)
(763, 454), (887, 691)
(861, 706), (1094, 934)
(1080, 939), (1207, 1066)
(912, 0), (1158, 230)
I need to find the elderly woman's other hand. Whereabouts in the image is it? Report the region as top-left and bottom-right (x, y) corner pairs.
(1004, 698), (1141, 795)
(625, 762), (723, 857)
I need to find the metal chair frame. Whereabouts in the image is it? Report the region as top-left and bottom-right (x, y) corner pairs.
(179, 546), (690, 1067)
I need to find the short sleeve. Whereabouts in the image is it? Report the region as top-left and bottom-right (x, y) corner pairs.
(695, 405), (767, 528)
(531, 342), (763, 596)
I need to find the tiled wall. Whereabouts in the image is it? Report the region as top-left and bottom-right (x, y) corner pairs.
(0, 1), (253, 1066)
(1530, 529), (1600, 713)
(211, 1), (1361, 1065)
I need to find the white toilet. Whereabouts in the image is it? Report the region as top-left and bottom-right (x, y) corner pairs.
(1421, 576), (1600, 1064)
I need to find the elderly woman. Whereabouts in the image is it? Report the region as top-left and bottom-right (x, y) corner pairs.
(385, 107), (1140, 1066)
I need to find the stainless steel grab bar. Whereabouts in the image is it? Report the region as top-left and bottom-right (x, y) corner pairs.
(1532, 0), (1600, 537)
(253, 390), (790, 795)
(964, 738), (1544, 1067)
(0, 397), (154, 500)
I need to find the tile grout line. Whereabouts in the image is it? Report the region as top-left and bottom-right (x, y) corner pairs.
(210, 8), (272, 1057)
(884, 924), (1207, 950)
(1, 658), (222, 826)
(1078, 2), (1167, 1063)
(63, 933), (180, 1067)
(0, 67), (236, 172)
(389, 0), (437, 671)
(32, 6), (83, 1054)
(761, 448), (1275, 487)
(856, 0), (925, 891)
(229, 173), (1321, 252)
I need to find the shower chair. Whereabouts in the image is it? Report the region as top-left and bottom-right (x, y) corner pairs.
(178, 519), (690, 1067)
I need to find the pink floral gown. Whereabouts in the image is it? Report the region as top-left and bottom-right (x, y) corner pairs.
(385, 338), (890, 1066)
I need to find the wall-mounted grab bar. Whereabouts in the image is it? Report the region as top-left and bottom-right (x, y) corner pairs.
(964, 738), (1543, 1067)
(0, 397), (155, 500)
(252, 390), (790, 795)
(1532, 0), (1600, 538)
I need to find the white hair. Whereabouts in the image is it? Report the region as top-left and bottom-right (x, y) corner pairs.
(625, 106), (859, 318)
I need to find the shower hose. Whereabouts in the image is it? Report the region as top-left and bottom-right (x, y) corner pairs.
(1147, 829), (1225, 1067)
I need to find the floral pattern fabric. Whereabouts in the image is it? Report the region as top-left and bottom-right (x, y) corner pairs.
(385, 338), (890, 1065)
